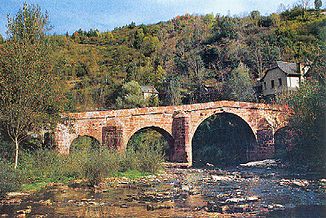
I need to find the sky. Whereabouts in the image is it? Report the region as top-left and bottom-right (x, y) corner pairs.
(0, 0), (324, 36)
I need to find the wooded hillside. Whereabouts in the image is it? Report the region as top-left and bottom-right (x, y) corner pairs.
(24, 7), (326, 111)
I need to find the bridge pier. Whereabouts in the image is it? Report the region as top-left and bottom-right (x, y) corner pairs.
(171, 112), (192, 165)
(255, 129), (275, 159)
(102, 126), (123, 151)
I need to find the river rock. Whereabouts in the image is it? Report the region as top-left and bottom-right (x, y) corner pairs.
(279, 179), (309, 188)
(147, 201), (174, 211)
(206, 163), (214, 167)
(16, 206), (32, 215)
(88, 201), (98, 205)
(240, 159), (279, 167)
(181, 185), (190, 192)
(211, 175), (233, 182)
(120, 204), (129, 208)
(206, 201), (222, 212)
(39, 199), (52, 206)
(225, 197), (246, 204)
(226, 204), (251, 213)
(6, 192), (29, 198)
(246, 196), (259, 202)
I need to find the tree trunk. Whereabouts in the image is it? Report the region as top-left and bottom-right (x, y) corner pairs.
(14, 137), (19, 169)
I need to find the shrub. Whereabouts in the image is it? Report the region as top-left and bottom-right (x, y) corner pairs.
(0, 140), (14, 162)
(61, 150), (88, 179)
(135, 147), (164, 174)
(20, 150), (62, 182)
(119, 149), (140, 172)
(0, 160), (23, 197)
(0, 144), (164, 193)
(84, 149), (120, 186)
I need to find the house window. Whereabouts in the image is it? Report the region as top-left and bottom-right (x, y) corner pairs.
(264, 82), (267, 90)
(271, 80), (275, 89)
(278, 78), (282, 86)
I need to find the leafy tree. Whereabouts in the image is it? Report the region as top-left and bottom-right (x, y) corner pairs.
(115, 80), (145, 108)
(250, 10), (261, 26)
(285, 80), (326, 170)
(0, 34), (4, 44)
(250, 10), (261, 20)
(165, 76), (182, 105)
(148, 94), (159, 107)
(315, 0), (322, 10)
(212, 16), (239, 41)
(141, 36), (161, 56)
(133, 28), (144, 49)
(0, 3), (65, 168)
(226, 63), (255, 102)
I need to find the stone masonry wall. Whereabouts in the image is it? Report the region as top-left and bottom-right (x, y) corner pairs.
(54, 101), (290, 165)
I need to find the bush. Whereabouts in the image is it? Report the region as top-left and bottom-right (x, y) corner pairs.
(84, 149), (120, 186)
(0, 140), (14, 162)
(119, 149), (141, 172)
(135, 147), (164, 174)
(20, 150), (62, 182)
(0, 142), (164, 195)
(61, 150), (88, 178)
(0, 160), (23, 197)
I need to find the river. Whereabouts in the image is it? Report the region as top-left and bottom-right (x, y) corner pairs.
(1, 164), (325, 217)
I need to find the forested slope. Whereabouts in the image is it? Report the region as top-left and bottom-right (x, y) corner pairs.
(46, 7), (325, 111)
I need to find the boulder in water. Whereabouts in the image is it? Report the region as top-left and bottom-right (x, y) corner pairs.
(240, 159), (279, 167)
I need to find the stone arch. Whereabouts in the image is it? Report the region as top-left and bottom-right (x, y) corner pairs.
(191, 112), (258, 166)
(257, 117), (274, 131)
(126, 126), (174, 160)
(191, 111), (257, 142)
(70, 135), (101, 152)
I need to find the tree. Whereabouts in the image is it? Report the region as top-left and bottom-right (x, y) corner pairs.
(285, 80), (326, 169)
(250, 10), (261, 26)
(115, 81), (145, 109)
(6, 3), (49, 42)
(0, 3), (65, 168)
(300, 0), (311, 18)
(315, 0), (322, 10)
(226, 63), (255, 102)
(141, 36), (161, 57)
(133, 28), (144, 49)
(165, 76), (182, 105)
(0, 34), (4, 44)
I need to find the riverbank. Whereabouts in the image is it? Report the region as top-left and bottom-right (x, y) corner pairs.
(0, 148), (164, 198)
(1, 165), (325, 217)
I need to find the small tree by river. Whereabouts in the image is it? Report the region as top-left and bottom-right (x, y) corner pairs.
(0, 3), (65, 168)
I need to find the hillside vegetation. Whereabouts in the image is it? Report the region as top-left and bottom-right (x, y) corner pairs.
(42, 7), (325, 111)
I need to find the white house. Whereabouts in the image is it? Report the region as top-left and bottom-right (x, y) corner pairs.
(257, 61), (309, 100)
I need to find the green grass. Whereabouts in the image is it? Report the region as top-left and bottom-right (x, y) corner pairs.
(116, 169), (151, 179)
(21, 176), (75, 192)
(21, 181), (51, 192)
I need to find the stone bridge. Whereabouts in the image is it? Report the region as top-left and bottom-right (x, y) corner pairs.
(54, 101), (290, 165)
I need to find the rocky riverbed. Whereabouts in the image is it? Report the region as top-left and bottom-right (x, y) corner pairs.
(1, 164), (326, 217)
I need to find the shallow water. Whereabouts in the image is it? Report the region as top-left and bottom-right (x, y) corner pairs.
(1, 166), (325, 217)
